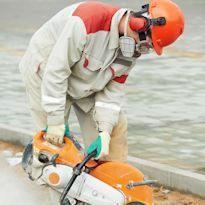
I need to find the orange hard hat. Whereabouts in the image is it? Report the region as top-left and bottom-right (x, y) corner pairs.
(149, 0), (185, 55)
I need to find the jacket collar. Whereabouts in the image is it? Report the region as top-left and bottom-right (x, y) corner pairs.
(109, 8), (129, 50)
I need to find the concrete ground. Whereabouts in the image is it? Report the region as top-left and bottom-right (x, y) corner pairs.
(0, 147), (51, 205)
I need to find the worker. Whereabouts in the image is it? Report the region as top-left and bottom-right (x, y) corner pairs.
(19, 0), (184, 162)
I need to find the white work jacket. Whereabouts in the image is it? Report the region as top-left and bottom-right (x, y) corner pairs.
(19, 1), (139, 134)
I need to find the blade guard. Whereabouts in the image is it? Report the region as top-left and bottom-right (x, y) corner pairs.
(22, 140), (34, 179)
(91, 162), (153, 205)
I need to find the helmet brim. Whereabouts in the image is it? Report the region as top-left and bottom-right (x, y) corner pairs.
(151, 27), (163, 55)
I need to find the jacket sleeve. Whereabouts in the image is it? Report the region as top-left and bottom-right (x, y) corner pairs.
(41, 17), (87, 125)
(94, 57), (137, 134)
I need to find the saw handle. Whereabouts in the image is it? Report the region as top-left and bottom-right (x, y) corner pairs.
(60, 149), (97, 205)
(77, 149), (97, 169)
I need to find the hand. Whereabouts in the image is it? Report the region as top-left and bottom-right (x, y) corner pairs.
(45, 124), (70, 146)
(86, 131), (111, 160)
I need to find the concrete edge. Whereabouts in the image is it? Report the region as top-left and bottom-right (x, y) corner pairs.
(0, 123), (33, 146)
(128, 156), (205, 198)
(0, 123), (205, 198)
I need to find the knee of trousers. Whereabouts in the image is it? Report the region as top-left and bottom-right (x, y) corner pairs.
(107, 112), (128, 162)
(112, 111), (128, 134)
(111, 112), (128, 139)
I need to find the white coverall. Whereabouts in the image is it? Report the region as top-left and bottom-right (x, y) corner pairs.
(19, 1), (138, 162)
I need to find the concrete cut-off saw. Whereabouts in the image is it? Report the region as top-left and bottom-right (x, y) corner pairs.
(22, 131), (156, 205)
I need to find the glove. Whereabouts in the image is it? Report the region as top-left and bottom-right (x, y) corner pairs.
(45, 124), (70, 146)
(86, 131), (111, 160)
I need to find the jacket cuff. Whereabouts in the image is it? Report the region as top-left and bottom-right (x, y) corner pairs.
(98, 121), (113, 135)
(47, 113), (65, 126)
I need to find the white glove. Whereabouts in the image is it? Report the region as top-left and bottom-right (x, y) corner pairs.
(45, 124), (65, 146)
(87, 131), (111, 160)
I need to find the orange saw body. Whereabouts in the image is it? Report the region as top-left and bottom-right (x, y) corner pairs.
(22, 132), (154, 205)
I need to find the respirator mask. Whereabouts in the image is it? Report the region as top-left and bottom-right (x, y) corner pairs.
(119, 11), (153, 57)
(119, 11), (136, 58)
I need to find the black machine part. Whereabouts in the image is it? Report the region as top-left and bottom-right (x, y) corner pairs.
(126, 180), (158, 189)
(132, 3), (166, 32)
(22, 141), (35, 180)
(60, 149), (97, 205)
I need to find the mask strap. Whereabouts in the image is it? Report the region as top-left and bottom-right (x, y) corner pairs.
(138, 31), (146, 41)
(124, 10), (131, 37)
